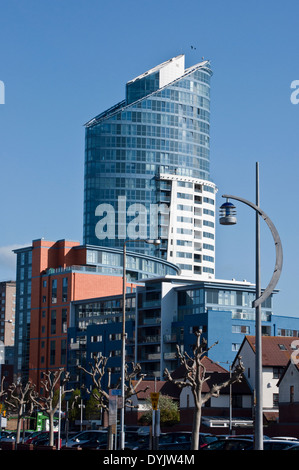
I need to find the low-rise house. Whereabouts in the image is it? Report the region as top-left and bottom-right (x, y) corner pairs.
(178, 356), (252, 432)
(277, 357), (299, 425)
(233, 335), (298, 423)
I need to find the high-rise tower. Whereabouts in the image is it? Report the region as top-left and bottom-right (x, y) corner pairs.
(84, 55), (216, 279)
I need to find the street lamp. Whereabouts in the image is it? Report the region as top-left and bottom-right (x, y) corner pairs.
(120, 238), (161, 451)
(219, 162), (283, 450)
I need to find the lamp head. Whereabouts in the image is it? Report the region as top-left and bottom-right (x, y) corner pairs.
(219, 199), (237, 225)
(144, 239), (161, 246)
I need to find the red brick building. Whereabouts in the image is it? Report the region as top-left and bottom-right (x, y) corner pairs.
(28, 239), (134, 390)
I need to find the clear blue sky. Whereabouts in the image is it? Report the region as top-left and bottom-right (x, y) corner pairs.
(0, 0), (298, 317)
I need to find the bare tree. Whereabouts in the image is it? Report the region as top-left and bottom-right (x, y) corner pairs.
(0, 376), (6, 400)
(78, 354), (149, 412)
(31, 369), (73, 447)
(117, 362), (149, 408)
(164, 330), (245, 450)
(78, 353), (111, 413)
(5, 380), (36, 444)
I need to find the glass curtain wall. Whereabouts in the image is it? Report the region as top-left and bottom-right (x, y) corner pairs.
(83, 57), (212, 259)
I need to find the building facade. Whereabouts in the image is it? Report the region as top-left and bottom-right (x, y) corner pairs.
(13, 238), (179, 387)
(83, 54), (217, 279)
(0, 281), (15, 347)
(68, 276), (299, 390)
(233, 336), (299, 419)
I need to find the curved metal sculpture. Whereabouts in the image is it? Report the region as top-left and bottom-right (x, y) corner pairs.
(222, 194), (283, 308)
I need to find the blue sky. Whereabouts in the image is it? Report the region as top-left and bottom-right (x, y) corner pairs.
(0, 0), (298, 317)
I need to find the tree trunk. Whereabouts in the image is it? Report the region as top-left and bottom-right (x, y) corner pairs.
(48, 411), (55, 447)
(16, 408), (23, 444)
(191, 403), (202, 450)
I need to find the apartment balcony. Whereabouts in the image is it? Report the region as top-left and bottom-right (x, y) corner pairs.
(147, 353), (161, 361)
(141, 317), (161, 325)
(194, 230), (202, 240)
(164, 352), (177, 360)
(138, 335), (161, 344)
(163, 334), (178, 343)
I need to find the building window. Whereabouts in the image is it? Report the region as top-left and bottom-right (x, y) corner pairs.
(61, 309), (67, 334)
(273, 367), (284, 379)
(232, 325), (250, 334)
(232, 395), (242, 408)
(50, 341), (56, 365)
(206, 289), (218, 304)
(91, 335), (102, 342)
(278, 329), (299, 337)
(109, 333), (121, 341)
(62, 278), (68, 302)
(273, 393), (279, 408)
(110, 350), (121, 357)
(51, 310), (56, 334)
(290, 386), (294, 404)
(51, 279), (57, 304)
(61, 339), (67, 365)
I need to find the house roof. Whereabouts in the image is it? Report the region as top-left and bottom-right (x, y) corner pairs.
(202, 372), (251, 395)
(171, 355), (229, 381)
(132, 357), (234, 400)
(277, 358), (299, 386)
(132, 380), (180, 400)
(164, 356), (251, 396)
(239, 335), (298, 367)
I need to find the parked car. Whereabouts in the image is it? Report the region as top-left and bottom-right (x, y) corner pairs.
(0, 431), (13, 441)
(0, 431), (34, 442)
(159, 432), (192, 445)
(0, 431), (17, 442)
(198, 433), (218, 448)
(125, 431), (150, 450)
(202, 437), (254, 450)
(158, 441), (192, 450)
(271, 436), (299, 441)
(25, 431), (46, 444)
(262, 439), (299, 450)
(30, 431), (60, 446)
(62, 430), (108, 448)
(283, 443), (299, 450)
(72, 432), (108, 450)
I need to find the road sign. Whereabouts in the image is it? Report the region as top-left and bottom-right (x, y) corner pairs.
(150, 392), (160, 410)
(111, 389), (121, 396)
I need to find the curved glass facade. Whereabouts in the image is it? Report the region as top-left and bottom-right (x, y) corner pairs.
(83, 55), (213, 268)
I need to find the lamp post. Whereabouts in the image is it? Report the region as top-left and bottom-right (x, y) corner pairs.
(219, 162), (283, 450)
(120, 238), (161, 451)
